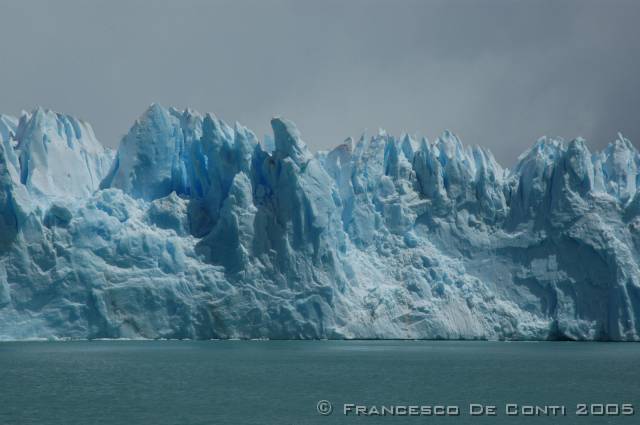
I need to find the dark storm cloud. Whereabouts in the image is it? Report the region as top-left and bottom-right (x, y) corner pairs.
(0, 0), (638, 166)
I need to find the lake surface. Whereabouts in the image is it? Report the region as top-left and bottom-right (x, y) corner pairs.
(0, 341), (638, 425)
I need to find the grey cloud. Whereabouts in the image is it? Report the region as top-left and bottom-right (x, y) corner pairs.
(0, 0), (638, 166)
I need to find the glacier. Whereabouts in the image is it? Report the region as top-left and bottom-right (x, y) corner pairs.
(1, 104), (639, 341)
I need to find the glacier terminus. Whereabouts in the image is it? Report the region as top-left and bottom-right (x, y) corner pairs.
(1, 105), (639, 341)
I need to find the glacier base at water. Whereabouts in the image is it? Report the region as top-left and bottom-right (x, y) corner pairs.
(1, 105), (639, 341)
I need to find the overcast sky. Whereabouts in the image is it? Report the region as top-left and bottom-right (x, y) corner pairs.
(1, 0), (638, 165)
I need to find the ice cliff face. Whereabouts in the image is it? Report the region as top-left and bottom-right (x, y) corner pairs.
(1, 105), (639, 341)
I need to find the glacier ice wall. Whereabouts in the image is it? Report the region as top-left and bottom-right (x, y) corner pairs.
(1, 105), (640, 341)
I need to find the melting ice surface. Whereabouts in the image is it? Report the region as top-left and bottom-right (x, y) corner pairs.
(1, 105), (640, 340)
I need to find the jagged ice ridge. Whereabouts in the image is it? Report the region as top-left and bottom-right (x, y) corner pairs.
(1, 105), (640, 341)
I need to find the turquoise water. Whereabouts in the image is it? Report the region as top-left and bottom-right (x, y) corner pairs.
(0, 341), (638, 425)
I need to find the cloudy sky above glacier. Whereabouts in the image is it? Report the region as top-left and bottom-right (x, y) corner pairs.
(1, 0), (639, 165)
